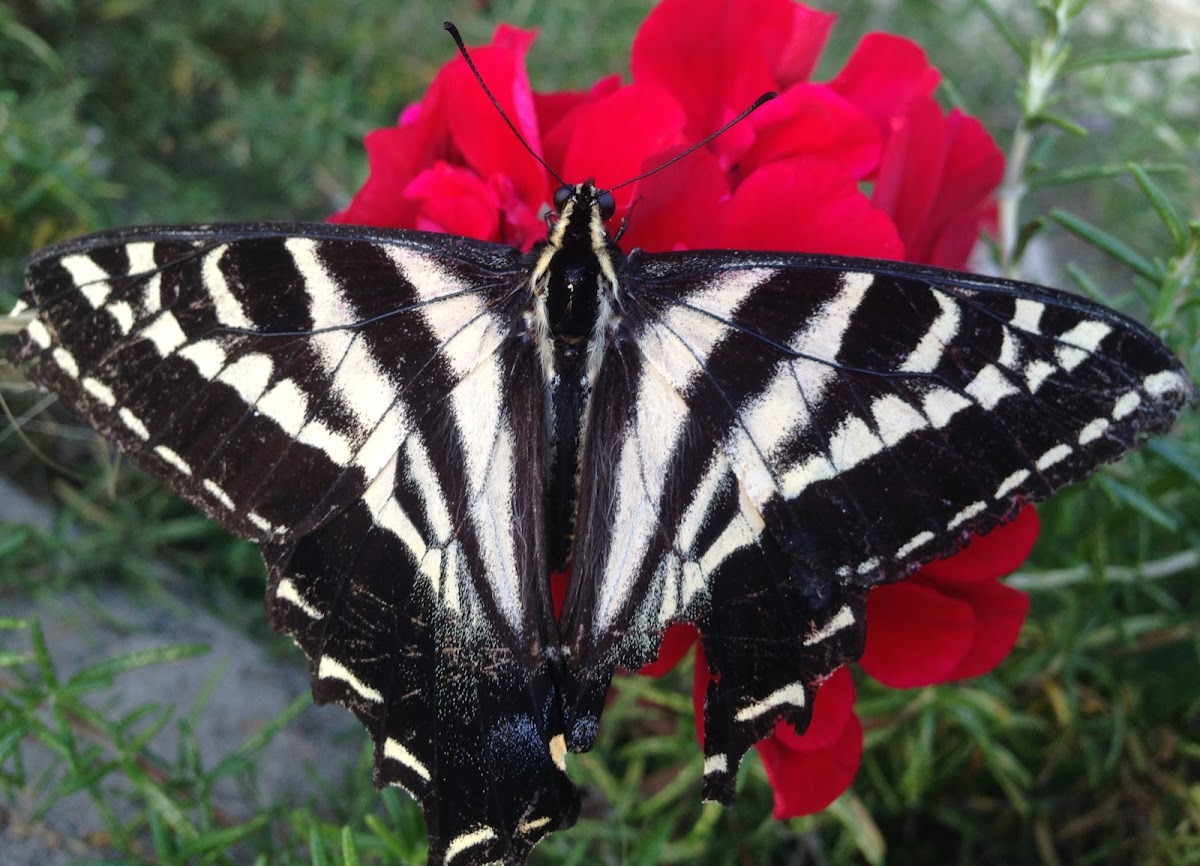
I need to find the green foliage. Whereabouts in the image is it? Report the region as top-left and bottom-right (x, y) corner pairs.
(2, 0), (1197, 864)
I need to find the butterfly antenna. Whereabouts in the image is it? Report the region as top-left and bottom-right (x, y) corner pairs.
(610, 92), (777, 192)
(444, 21), (566, 188)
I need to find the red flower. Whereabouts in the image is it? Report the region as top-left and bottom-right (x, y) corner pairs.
(335, 0), (1018, 823)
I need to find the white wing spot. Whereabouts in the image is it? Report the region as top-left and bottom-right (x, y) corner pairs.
(734, 682), (807, 722)
(203, 245), (254, 329)
(125, 242), (161, 317)
(829, 414), (884, 472)
(61, 254), (111, 308)
(994, 468), (1030, 499)
(141, 312), (188, 356)
(781, 454), (836, 499)
(217, 353), (274, 403)
(549, 734), (567, 772)
(247, 511), (277, 533)
(51, 347), (79, 378)
(298, 420), (352, 466)
(679, 561), (705, 610)
(896, 530), (935, 558)
(519, 816), (551, 835)
(1035, 443), (1073, 471)
(922, 386), (972, 428)
(703, 754), (728, 775)
(257, 378), (307, 435)
(444, 828), (497, 866)
(1144, 369), (1188, 397)
(26, 320), (52, 348)
(384, 737), (431, 782)
(275, 578), (322, 620)
(948, 500), (986, 529)
(1024, 359), (1055, 393)
(317, 656), (382, 703)
(965, 365), (1017, 410)
(1055, 320), (1111, 371)
(154, 445), (192, 476)
(872, 394), (927, 446)
(1112, 391), (1141, 420)
(106, 301), (135, 335)
(1011, 299), (1045, 333)
(82, 377), (116, 407)
(201, 478), (235, 509)
(177, 339), (227, 379)
(855, 556), (880, 575)
(998, 330), (1021, 368)
(1078, 418), (1109, 445)
(118, 408), (150, 440)
(899, 291), (960, 373)
(803, 605), (856, 646)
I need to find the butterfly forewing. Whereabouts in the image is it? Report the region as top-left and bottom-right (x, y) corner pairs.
(10, 224), (579, 865)
(558, 248), (1196, 795)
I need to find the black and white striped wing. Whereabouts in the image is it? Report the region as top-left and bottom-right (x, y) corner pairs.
(559, 251), (1196, 798)
(9, 224), (578, 865)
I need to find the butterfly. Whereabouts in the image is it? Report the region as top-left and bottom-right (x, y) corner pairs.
(6, 25), (1196, 866)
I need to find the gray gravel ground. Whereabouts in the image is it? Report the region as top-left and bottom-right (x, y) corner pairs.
(0, 479), (358, 865)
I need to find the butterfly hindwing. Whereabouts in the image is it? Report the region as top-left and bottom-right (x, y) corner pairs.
(559, 250), (1195, 794)
(10, 224), (579, 864)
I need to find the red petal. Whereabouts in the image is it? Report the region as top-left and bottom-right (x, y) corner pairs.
(444, 25), (547, 208)
(620, 147), (730, 252)
(921, 505), (1040, 585)
(830, 33), (940, 135)
(331, 125), (425, 227)
(772, 4), (837, 87)
(943, 580), (1029, 680)
(638, 623), (699, 677)
(534, 74), (623, 137)
(550, 570), (570, 621)
(902, 110), (1005, 268)
(404, 163), (500, 239)
(740, 84), (881, 180)
(721, 157), (904, 258)
(545, 83), (687, 200)
(691, 641), (714, 743)
(770, 667), (856, 751)
(859, 580), (975, 687)
(332, 25), (548, 232)
(631, 0), (804, 141)
(757, 711), (863, 817)
(870, 95), (946, 253)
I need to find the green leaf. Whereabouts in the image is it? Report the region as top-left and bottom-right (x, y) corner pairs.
(1050, 208), (1158, 280)
(971, 0), (1026, 60)
(1030, 161), (1185, 190)
(1127, 162), (1187, 250)
(175, 815), (270, 859)
(1030, 111), (1088, 136)
(1146, 439), (1200, 485)
(341, 826), (361, 866)
(1066, 46), (1190, 71)
(67, 643), (210, 688)
(1097, 474), (1180, 531)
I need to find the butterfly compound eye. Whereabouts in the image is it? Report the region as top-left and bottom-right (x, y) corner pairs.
(553, 185), (572, 212)
(597, 190), (616, 220)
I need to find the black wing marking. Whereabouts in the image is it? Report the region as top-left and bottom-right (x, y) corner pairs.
(559, 250), (1196, 797)
(9, 223), (579, 865)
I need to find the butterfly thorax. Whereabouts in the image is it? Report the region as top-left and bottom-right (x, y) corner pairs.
(531, 181), (624, 569)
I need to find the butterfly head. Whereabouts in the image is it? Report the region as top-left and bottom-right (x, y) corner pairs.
(552, 181), (616, 223)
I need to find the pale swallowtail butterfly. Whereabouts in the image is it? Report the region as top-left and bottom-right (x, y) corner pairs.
(6, 45), (1196, 866)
